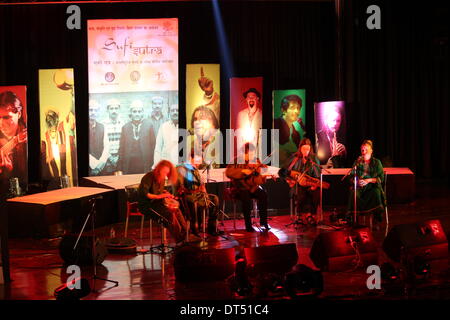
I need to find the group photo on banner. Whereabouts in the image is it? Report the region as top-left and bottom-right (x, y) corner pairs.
(88, 18), (179, 175)
(230, 77), (263, 160)
(0, 86), (28, 198)
(272, 89), (306, 167)
(38, 69), (78, 190)
(314, 101), (347, 168)
(185, 64), (221, 167)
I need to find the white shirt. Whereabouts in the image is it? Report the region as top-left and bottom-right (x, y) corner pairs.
(153, 120), (179, 167)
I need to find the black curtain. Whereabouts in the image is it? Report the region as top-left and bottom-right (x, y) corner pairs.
(0, 1), (336, 185)
(343, 0), (449, 179)
(1, 0), (448, 184)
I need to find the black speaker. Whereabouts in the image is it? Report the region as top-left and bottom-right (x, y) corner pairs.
(59, 235), (107, 266)
(383, 219), (448, 262)
(309, 227), (378, 271)
(244, 243), (298, 274)
(174, 246), (235, 282)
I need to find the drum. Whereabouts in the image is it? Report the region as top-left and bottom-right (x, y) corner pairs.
(163, 197), (180, 211)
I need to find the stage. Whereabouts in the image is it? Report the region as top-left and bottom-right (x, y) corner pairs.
(1, 181), (449, 301)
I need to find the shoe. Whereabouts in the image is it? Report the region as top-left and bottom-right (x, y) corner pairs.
(208, 229), (224, 236)
(261, 224), (271, 231)
(245, 226), (256, 232)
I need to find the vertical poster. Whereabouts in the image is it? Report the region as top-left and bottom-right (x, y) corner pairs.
(272, 89), (306, 167)
(230, 77), (263, 160)
(39, 69), (78, 189)
(314, 101), (347, 168)
(186, 64), (221, 166)
(0, 86), (28, 197)
(88, 18), (179, 175)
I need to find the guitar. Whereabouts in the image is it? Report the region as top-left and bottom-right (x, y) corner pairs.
(288, 169), (330, 189)
(0, 128), (27, 173)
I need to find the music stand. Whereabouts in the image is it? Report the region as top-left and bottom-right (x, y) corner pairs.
(73, 196), (119, 292)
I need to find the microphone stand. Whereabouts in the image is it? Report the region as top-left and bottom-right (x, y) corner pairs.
(73, 196), (119, 293)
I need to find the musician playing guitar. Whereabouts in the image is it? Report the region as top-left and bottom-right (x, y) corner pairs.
(176, 151), (221, 237)
(137, 160), (188, 244)
(0, 91), (27, 196)
(279, 138), (322, 225)
(225, 143), (270, 232)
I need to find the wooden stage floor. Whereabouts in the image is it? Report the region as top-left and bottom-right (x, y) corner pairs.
(2, 181), (450, 300)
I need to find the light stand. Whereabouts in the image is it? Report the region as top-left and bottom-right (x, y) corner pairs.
(73, 196), (118, 292)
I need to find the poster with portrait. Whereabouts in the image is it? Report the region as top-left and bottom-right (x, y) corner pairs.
(230, 77), (263, 160)
(314, 101), (347, 168)
(0, 85), (28, 197)
(272, 89), (306, 167)
(39, 69), (78, 189)
(88, 18), (179, 175)
(185, 64), (221, 166)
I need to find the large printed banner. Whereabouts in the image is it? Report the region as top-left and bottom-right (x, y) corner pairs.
(88, 19), (179, 175)
(314, 101), (347, 168)
(230, 77), (263, 158)
(186, 64), (221, 166)
(39, 69), (78, 189)
(0, 86), (28, 196)
(273, 89), (306, 167)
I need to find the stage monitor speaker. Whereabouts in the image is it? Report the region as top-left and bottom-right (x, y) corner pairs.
(309, 227), (378, 271)
(383, 219), (448, 262)
(244, 243), (298, 274)
(174, 246), (235, 282)
(59, 234), (107, 266)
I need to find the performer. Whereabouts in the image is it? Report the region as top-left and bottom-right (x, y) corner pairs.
(316, 105), (346, 168)
(274, 94), (306, 166)
(176, 151), (221, 237)
(347, 140), (385, 225)
(137, 160), (187, 244)
(279, 138), (321, 225)
(0, 91), (27, 195)
(188, 105), (221, 167)
(225, 143), (270, 232)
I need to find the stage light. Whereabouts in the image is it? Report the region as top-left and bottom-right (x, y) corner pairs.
(380, 262), (400, 281)
(211, 0), (234, 78)
(54, 278), (91, 300)
(283, 264), (323, 298)
(413, 256), (431, 276)
(228, 256), (252, 297)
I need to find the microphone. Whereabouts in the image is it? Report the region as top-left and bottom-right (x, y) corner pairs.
(89, 195), (103, 202)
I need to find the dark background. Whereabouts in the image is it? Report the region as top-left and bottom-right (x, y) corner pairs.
(0, 0), (448, 185)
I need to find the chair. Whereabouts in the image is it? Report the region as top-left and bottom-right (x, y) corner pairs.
(124, 184), (149, 241)
(222, 187), (238, 230)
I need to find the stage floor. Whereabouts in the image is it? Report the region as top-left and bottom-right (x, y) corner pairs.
(2, 181), (450, 300)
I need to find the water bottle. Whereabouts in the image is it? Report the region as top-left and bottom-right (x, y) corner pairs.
(110, 227), (116, 238)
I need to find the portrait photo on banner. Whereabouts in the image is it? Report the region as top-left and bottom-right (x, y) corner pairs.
(314, 101), (347, 168)
(38, 69), (78, 190)
(230, 77), (263, 161)
(185, 64), (221, 167)
(87, 18), (179, 175)
(0, 85), (28, 197)
(88, 91), (178, 175)
(272, 89), (306, 167)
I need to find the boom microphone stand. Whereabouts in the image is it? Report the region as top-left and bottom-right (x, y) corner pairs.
(73, 196), (119, 292)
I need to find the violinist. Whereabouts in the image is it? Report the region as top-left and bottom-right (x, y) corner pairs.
(279, 138), (321, 225)
(225, 143), (270, 232)
(176, 151), (221, 237)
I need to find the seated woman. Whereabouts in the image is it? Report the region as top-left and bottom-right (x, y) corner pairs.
(279, 138), (321, 225)
(138, 160), (187, 244)
(347, 140), (385, 225)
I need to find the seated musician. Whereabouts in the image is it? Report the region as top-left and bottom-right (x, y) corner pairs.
(137, 160), (187, 244)
(225, 143), (270, 232)
(279, 138), (321, 225)
(176, 151), (221, 237)
(347, 140), (385, 226)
